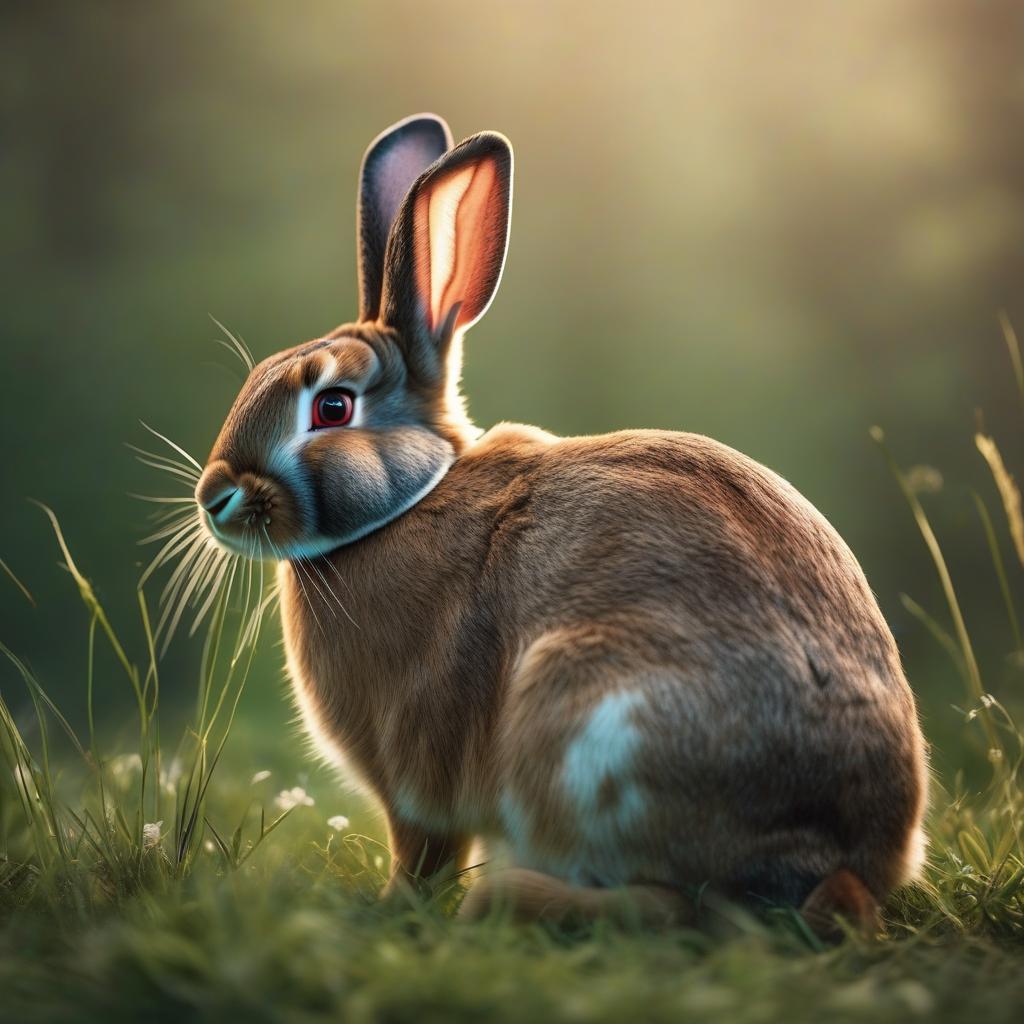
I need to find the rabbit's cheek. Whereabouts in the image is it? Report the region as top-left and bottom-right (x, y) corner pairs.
(300, 426), (455, 546)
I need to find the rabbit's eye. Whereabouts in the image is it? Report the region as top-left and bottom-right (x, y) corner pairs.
(311, 388), (355, 430)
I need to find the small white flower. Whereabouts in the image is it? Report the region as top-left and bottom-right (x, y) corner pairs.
(143, 821), (163, 849)
(251, 770), (272, 785)
(203, 839), (216, 853)
(327, 815), (350, 832)
(275, 786), (314, 811)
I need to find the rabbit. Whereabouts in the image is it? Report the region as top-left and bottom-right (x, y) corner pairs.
(194, 113), (928, 935)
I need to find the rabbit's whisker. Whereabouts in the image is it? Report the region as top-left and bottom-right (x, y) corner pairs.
(294, 561), (326, 637)
(145, 503), (198, 528)
(133, 456), (201, 487)
(210, 316), (256, 373)
(316, 556), (361, 628)
(243, 585), (280, 647)
(182, 544), (223, 613)
(238, 555), (272, 653)
(160, 541), (226, 656)
(139, 519), (204, 589)
(126, 443), (200, 481)
(305, 555), (360, 630)
(319, 554), (357, 601)
(131, 421), (222, 654)
(166, 551), (233, 659)
(273, 538), (325, 637)
(130, 494), (200, 505)
(189, 551), (233, 637)
(213, 338), (251, 375)
(154, 529), (207, 603)
(292, 557), (336, 617)
(139, 510), (202, 547)
(225, 539), (259, 662)
(139, 421), (204, 473)
(156, 534), (210, 633)
(221, 536), (256, 663)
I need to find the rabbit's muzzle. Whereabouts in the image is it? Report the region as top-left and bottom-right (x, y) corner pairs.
(196, 459), (301, 557)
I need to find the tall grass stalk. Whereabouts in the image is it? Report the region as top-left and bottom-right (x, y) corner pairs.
(872, 321), (1024, 940)
(0, 505), (280, 912)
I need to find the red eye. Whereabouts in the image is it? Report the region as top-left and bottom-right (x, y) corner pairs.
(311, 388), (355, 429)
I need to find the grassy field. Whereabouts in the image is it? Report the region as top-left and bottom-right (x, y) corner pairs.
(3, 408), (1024, 1023)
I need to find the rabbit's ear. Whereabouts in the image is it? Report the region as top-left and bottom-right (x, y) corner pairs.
(381, 131), (512, 351)
(358, 114), (453, 321)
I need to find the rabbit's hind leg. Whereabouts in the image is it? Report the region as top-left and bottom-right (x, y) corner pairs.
(495, 623), (685, 894)
(458, 866), (689, 927)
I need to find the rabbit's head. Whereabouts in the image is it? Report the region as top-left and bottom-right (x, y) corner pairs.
(194, 115), (512, 559)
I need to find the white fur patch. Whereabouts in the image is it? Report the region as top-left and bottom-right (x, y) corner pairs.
(561, 691), (648, 885)
(563, 691), (646, 819)
(497, 692), (651, 887)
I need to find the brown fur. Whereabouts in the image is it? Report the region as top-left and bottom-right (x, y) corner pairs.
(194, 115), (928, 934)
(801, 869), (881, 939)
(277, 421), (927, 910)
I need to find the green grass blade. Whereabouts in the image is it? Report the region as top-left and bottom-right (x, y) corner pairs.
(999, 311), (1024, 414)
(872, 428), (998, 756)
(972, 492), (1022, 654)
(0, 557), (36, 607)
(976, 434), (1024, 570)
(899, 594), (968, 682)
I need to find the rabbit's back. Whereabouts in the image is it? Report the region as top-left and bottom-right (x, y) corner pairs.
(486, 426), (902, 684)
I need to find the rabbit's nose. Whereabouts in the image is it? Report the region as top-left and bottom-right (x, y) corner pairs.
(196, 462), (241, 523)
(205, 488), (239, 521)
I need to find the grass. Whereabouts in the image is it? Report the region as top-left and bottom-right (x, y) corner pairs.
(2, 336), (1024, 1022)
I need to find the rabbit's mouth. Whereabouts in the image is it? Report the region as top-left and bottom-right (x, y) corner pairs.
(197, 462), (305, 561)
(206, 526), (341, 563)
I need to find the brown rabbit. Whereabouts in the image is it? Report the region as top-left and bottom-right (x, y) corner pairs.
(194, 113), (927, 934)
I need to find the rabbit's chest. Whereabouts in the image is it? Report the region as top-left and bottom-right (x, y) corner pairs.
(278, 558), (503, 809)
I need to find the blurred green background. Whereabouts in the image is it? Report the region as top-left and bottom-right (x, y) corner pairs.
(2, 1), (1023, 781)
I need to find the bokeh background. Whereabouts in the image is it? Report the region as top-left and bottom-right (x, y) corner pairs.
(2, 1), (1023, 783)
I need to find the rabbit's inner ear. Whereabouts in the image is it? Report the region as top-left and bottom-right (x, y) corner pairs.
(411, 150), (509, 334)
(358, 115), (452, 321)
